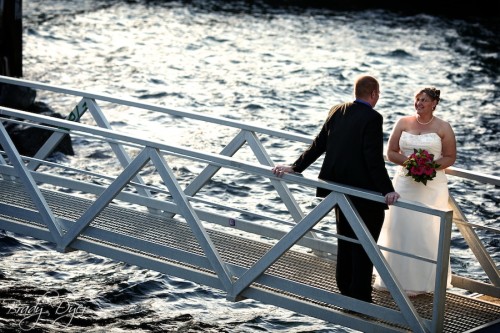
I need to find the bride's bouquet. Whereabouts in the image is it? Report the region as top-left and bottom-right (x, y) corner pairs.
(403, 148), (440, 185)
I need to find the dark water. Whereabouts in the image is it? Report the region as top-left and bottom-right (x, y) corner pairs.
(1, 1), (499, 332)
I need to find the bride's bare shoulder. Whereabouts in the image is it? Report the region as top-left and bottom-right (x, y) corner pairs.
(434, 117), (455, 136)
(394, 115), (414, 128)
(396, 115), (413, 123)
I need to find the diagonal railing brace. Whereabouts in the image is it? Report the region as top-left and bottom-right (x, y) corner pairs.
(149, 148), (234, 291)
(61, 148), (151, 250)
(228, 191), (338, 301)
(0, 121), (65, 246)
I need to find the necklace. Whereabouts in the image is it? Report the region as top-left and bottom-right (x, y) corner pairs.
(416, 115), (434, 125)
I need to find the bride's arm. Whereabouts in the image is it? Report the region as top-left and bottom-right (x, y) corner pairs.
(436, 121), (456, 169)
(386, 118), (408, 166)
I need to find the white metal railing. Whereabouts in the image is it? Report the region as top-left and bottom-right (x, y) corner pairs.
(0, 75), (498, 332)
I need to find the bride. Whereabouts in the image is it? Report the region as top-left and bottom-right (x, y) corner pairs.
(374, 87), (457, 296)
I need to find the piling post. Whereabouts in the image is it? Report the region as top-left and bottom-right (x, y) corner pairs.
(0, 0), (23, 77)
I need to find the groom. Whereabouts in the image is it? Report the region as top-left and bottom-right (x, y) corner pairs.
(273, 75), (399, 303)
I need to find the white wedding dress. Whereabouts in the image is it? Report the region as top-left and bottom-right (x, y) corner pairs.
(374, 131), (452, 295)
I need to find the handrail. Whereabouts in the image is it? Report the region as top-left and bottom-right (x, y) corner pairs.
(0, 75), (311, 143)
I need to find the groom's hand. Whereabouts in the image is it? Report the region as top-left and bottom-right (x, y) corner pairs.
(272, 165), (294, 177)
(385, 191), (400, 205)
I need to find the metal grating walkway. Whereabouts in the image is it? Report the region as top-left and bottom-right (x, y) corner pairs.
(0, 178), (499, 332)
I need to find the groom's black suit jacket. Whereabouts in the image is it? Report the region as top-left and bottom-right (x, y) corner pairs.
(291, 100), (395, 209)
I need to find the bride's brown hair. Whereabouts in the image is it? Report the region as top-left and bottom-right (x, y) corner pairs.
(418, 87), (441, 105)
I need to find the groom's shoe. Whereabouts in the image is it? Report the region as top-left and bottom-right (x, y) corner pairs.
(340, 290), (373, 303)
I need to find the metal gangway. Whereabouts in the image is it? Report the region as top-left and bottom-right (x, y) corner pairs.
(0, 75), (499, 333)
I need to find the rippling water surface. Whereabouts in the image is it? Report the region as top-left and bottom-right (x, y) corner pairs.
(1, 0), (499, 332)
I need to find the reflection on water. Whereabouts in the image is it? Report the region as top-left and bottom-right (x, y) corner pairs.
(0, 0), (498, 332)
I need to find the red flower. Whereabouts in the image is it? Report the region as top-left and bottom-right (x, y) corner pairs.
(403, 149), (441, 185)
(423, 166), (435, 176)
(411, 165), (424, 175)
